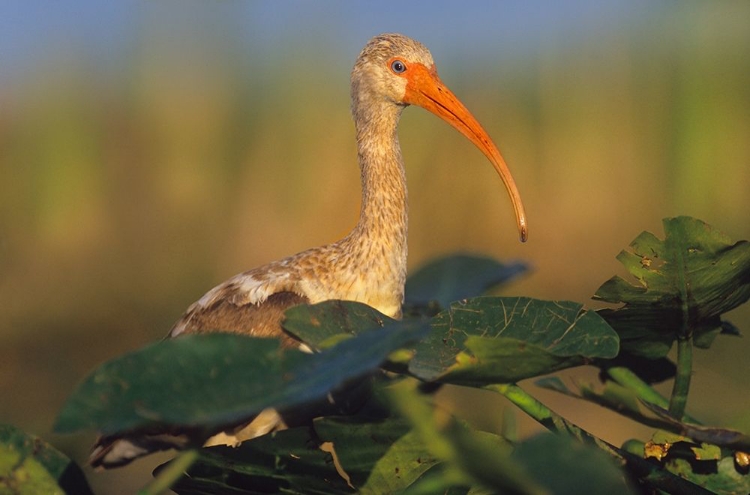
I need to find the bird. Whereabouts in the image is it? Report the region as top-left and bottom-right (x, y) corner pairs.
(89, 33), (527, 468)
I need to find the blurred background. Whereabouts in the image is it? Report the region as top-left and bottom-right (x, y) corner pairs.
(1, 1), (749, 493)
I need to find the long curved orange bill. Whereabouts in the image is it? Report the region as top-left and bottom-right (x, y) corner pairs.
(403, 63), (528, 242)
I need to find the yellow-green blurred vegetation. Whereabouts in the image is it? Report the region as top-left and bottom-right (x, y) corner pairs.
(1, 3), (749, 493)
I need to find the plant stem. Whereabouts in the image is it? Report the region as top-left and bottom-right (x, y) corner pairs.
(608, 366), (700, 424)
(668, 336), (693, 419)
(607, 366), (670, 408)
(488, 383), (713, 495)
(488, 383), (617, 454)
(138, 449), (199, 495)
(669, 238), (694, 421)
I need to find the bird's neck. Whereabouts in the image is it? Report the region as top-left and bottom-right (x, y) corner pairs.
(341, 103), (409, 313)
(354, 104), (408, 239)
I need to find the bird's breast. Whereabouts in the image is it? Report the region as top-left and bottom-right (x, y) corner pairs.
(297, 258), (405, 319)
(301, 274), (403, 318)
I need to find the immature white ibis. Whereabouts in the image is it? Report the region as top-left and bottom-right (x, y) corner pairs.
(90, 33), (527, 468)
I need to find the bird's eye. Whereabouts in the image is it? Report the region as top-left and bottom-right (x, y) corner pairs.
(390, 60), (407, 74)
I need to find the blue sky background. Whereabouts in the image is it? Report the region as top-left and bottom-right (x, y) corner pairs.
(1, 1), (661, 84)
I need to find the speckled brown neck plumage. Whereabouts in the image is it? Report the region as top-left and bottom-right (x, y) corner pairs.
(339, 99), (409, 309)
(354, 102), (408, 231)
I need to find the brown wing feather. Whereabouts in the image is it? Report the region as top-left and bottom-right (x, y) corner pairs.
(172, 290), (309, 348)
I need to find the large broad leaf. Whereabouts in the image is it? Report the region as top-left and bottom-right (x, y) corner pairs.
(283, 300), (396, 349)
(594, 216), (750, 358)
(55, 321), (426, 436)
(404, 254), (528, 309)
(408, 297), (619, 386)
(314, 416), (439, 494)
(163, 426), (352, 495)
(0, 424), (92, 495)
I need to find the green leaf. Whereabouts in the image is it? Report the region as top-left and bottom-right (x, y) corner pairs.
(594, 216), (750, 358)
(408, 297), (619, 385)
(55, 321), (426, 436)
(404, 253), (528, 309)
(163, 427), (353, 495)
(0, 424), (92, 495)
(283, 300), (396, 349)
(444, 337), (583, 386)
(314, 416), (439, 494)
(166, 385), (440, 495)
(511, 434), (637, 495)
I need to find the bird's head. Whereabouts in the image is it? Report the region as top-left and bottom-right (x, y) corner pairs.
(351, 33), (528, 242)
(351, 33), (435, 108)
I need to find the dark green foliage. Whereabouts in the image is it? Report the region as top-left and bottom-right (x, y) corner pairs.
(314, 416), (438, 492)
(34, 231), (750, 493)
(55, 321), (426, 436)
(595, 216), (750, 358)
(163, 427), (353, 495)
(409, 297), (618, 385)
(283, 300), (397, 348)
